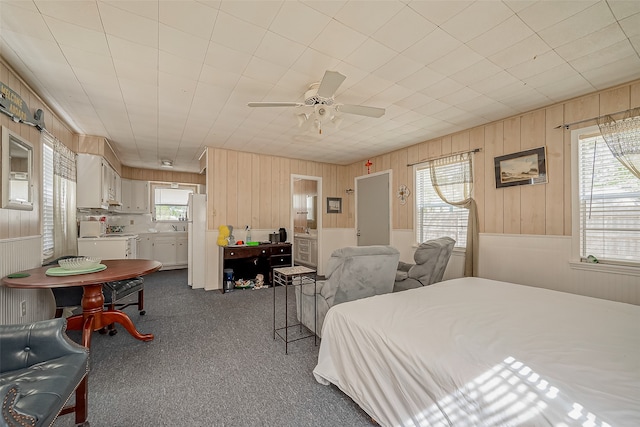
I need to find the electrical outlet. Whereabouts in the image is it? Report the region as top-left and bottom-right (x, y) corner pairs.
(21, 300), (26, 317)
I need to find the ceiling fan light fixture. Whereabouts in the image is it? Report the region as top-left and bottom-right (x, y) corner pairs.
(296, 112), (310, 127)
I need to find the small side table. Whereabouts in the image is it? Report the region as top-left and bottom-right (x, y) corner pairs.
(272, 266), (317, 354)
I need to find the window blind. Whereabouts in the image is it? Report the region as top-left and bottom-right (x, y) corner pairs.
(154, 188), (192, 205)
(578, 134), (640, 264)
(42, 141), (54, 258)
(415, 161), (469, 247)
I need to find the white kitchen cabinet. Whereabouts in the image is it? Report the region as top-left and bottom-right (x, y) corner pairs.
(294, 235), (317, 267)
(113, 173), (122, 211)
(77, 153), (121, 210)
(121, 179), (149, 213)
(137, 234), (153, 259)
(176, 236), (188, 265)
(153, 237), (176, 266)
(150, 233), (188, 270)
(77, 235), (137, 260)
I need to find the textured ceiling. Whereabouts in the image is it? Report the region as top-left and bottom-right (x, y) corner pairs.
(1, 0), (639, 172)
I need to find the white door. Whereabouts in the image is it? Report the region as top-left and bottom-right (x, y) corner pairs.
(356, 171), (390, 246)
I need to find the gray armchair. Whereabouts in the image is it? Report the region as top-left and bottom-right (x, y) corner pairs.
(295, 245), (400, 338)
(0, 318), (89, 427)
(393, 237), (455, 292)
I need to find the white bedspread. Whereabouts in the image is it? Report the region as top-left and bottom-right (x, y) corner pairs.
(313, 278), (640, 427)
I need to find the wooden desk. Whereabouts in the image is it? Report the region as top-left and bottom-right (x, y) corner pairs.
(221, 243), (292, 287)
(1, 259), (162, 347)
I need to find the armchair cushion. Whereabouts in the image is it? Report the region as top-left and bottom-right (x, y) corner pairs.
(394, 237), (455, 292)
(0, 318), (89, 427)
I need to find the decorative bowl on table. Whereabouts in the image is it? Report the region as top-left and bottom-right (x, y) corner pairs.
(58, 257), (102, 270)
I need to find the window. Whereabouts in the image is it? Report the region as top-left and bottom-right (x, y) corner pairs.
(42, 138), (54, 258)
(576, 130), (640, 265)
(151, 184), (196, 221)
(415, 159), (469, 248)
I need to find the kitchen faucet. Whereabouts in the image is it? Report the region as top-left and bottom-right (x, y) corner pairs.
(171, 225), (178, 231)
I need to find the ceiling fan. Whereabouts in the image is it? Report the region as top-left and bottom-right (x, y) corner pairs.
(248, 70), (385, 134)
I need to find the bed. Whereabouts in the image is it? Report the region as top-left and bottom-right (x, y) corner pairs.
(313, 277), (640, 427)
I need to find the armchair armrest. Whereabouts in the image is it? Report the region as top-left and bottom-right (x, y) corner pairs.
(299, 280), (338, 305)
(397, 261), (414, 272)
(0, 383), (37, 427)
(0, 318), (87, 374)
(300, 280), (334, 299)
(317, 280), (339, 306)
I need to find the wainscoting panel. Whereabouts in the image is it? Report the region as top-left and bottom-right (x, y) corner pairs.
(0, 236), (55, 325)
(478, 233), (639, 305)
(320, 229), (357, 277)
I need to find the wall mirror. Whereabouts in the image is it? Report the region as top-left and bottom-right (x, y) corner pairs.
(2, 126), (34, 210)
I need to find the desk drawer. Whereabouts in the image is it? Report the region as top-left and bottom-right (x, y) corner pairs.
(271, 245), (292, 255)
(270, 254), (291, 267)
(224, 246), (268, 259)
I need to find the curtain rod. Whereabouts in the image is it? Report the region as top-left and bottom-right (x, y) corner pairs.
(407, 148), (481, 167)
(555, 107), (637, 130)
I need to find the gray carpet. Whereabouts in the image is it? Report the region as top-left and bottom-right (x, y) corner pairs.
(53, 269), (373, 427)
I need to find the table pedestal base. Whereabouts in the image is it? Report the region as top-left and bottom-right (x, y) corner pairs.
(65, 283), (154, 347)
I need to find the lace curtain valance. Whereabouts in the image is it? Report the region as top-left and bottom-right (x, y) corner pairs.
(53, 139), (76, 182)
(597, 107), (640, 179)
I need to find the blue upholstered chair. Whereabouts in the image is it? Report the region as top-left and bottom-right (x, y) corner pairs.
(0, 318), (89, 426)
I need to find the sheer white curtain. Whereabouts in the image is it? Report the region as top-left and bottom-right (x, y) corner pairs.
(48, 136), (77, 260)
(429, 152), (478, 277)
(597, 107), (640, 179)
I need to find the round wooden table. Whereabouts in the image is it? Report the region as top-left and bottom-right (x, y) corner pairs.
(1, 259), (162, 347)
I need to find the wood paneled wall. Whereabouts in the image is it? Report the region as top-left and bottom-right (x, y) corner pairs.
(121, 165), (205, 185)
(0, 60), (75, 241)
(357, 79), (640, 236)
(205, 148), (353, 231)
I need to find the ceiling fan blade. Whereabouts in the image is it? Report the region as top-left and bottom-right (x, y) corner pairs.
(248, 102), (304, 107)
(337, 104), (385, 118)
(316, 71), (346, 99)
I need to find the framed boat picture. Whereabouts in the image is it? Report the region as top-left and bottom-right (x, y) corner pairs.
(494, 146), (548, 188)
(326, 197), (342, 214)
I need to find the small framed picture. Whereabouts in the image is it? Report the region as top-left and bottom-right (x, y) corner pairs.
(326, 197), (342, 214)
(494, 146), (548, 188)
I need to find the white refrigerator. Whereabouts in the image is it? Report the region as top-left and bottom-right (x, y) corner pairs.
(187, 193), (207, 288)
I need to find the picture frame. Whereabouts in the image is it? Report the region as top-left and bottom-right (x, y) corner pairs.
(326, 197), (342, 214)
(494, 146), (548, 189)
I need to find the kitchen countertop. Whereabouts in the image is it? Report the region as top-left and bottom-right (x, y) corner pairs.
(78, 233), (138, 240)
(294, 233), (317, 239)
(79, 231), (188, 240)
(138, 231), (187, 237)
